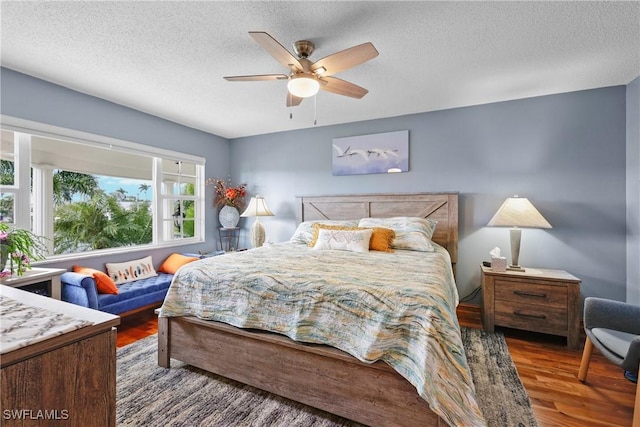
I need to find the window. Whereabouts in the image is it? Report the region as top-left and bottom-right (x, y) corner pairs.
(0, 130), (16, 223)
(0, 117), (205, 259)
(160, 159), (198, 241)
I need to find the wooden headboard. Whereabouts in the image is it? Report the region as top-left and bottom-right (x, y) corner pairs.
(297, 192), (459, 264)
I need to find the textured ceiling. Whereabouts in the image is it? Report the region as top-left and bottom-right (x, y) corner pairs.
(1, 1), (639, 139)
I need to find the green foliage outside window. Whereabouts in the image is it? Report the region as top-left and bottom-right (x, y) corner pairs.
(53, 172), (153, 254)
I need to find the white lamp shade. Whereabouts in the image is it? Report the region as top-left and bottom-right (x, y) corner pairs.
(240, 196), (274, 218)
(287, 75), (320, 98)
(487, 197), (552, 229)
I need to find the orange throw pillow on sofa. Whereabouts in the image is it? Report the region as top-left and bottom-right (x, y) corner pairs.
(73, 266), (119, 295)
(158, 253), (200, 274)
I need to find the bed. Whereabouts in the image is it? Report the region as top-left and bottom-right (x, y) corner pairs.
(157, 192), (483, 427)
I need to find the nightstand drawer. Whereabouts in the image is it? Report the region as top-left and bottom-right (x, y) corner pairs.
(495, 303), (567, 335)
(494, 279), (567, 309)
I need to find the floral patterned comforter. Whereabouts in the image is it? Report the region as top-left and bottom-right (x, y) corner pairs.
(159, 242), (485, 426)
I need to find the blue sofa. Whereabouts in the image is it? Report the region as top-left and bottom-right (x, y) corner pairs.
(61, 272), (174, 315)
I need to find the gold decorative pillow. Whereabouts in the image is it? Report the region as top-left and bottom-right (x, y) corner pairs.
(309, 224), (395, 252)
(308, 224), (360, 247)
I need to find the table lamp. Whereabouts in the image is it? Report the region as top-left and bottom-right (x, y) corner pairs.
(240, 195), (274, 248)
(487, 195), (552, 271)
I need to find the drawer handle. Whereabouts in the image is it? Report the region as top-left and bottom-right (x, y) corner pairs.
(514, 311), (546, 319)
(513, 290), (547, 298)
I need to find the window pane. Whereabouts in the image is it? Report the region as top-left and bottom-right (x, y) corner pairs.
(0, 193), (14, 223)
(162, 177), (179, 196)
(1, 130), (15, 186)
(180, 177), (196, 196)
(53, 171), (153, 254)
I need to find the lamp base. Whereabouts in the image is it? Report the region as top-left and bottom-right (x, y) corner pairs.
(507, 265), (526, 272)
(249, 219), (266, 248)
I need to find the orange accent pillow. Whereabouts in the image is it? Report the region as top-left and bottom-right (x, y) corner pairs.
(368, 227), (396, 252)
(73, 266), (119, 295)
(158, 253), (200, 274)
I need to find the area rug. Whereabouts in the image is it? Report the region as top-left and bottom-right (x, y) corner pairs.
(116, 328), (538, 426)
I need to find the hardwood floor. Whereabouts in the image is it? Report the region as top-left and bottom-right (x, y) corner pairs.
(117, 304), (636, 426)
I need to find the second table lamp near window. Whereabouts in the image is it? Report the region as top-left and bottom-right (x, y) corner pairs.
(487, 195), (552, 271)
(240, 195), (274, 248)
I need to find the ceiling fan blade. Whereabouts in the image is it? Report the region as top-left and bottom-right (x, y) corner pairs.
(286, 92), (303, 107)
(320, 76), (369, 99)
(224, 74), (288, 81)
(249, 31), (302, 71)
(312, 42), (378, 77)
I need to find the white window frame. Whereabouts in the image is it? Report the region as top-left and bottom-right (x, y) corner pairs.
(0, 115), (206, 261)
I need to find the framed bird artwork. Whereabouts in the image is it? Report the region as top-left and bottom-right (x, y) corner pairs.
(332, 130), (409, 176)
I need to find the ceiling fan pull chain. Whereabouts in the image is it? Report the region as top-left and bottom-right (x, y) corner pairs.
(314, 95), (317, 125)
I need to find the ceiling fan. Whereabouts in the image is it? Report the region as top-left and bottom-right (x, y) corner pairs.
(224, 32), (379, 107)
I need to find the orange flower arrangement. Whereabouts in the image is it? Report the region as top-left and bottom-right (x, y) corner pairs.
(206, 177), (247, 210)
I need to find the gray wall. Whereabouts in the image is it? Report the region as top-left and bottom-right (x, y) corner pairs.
(231, 86), (629, 304)
(627, 76), (640, 305)
(1, 67), (636, 305)
(0, 67), (227, 270)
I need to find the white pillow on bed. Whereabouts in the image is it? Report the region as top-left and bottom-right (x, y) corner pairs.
(358, 217), (437, 252)
(312, 228), (373, 253)
(289, 220), (359, 245)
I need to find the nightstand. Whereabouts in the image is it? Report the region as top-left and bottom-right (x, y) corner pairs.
(481, 265), (581, 348)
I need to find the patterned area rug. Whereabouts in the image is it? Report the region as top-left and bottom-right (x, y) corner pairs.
(116, 328), (538, 426)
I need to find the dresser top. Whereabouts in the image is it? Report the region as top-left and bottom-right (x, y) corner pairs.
(0, 285), (119, 360)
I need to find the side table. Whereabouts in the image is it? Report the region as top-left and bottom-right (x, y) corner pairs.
(218, 227), (240, 252)
(0, 267), (66, 300)
(481, 265), (581, 348)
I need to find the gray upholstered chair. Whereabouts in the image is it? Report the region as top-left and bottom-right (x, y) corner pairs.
(578, 297), (640, 427)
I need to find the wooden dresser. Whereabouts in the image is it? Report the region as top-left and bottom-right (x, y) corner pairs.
(1, 285), (120, 426)
(481, 265), (581, 348)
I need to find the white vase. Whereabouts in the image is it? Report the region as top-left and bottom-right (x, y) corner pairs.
(218, 205), (240, 228)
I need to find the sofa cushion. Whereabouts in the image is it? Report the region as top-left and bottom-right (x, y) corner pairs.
(73, 266), (118, 294)
(97, 272), (173, 310)
(158, 253), (199, 274)
(106, 255), (157, 285)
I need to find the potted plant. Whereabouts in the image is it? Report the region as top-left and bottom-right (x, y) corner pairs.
(0, 223), (47, 278)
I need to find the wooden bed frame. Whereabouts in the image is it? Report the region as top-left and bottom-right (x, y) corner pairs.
(158, 193), (458, 426)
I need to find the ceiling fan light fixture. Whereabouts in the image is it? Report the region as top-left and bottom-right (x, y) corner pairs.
(287, 74), (320, 98)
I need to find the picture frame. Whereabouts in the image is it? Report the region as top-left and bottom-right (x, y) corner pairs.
(332, 130), (409, 176)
